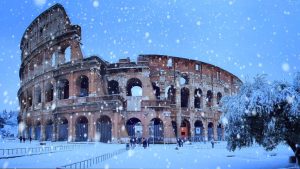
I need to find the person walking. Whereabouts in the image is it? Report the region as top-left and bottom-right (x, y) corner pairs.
(23, 137), (26, 143)
(19, 136), (23, 143)
(211, 138), (215, 148)
(142, 138), (147, 149)
(29, 136), (32, 143)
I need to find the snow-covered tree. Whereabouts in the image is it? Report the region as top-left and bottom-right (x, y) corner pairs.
(221, 73), (300, 164)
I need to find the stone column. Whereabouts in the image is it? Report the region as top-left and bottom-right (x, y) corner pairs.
(88, 113), (94, 142)
(69, 115), (74, 142)
(32, 125), (36, 140)
(69, 73), (76, 98)
(70, 41), (83, 61)
(204, 121), (208, 142)
(190, 114), (195, 140)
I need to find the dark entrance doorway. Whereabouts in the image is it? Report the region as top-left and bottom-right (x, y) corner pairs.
(45, 120), (53, 141)
(149, 118), (164, 143)
(58, 117), (68, 141)
(194, 120), (204, 142)
(76, 116), (88, 141)
(126, 118), (142, 138)
(96, 115), (112, 143)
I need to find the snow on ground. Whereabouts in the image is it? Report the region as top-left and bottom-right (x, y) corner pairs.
(0, 139), (297, 169)
(97, 142), (296, 169)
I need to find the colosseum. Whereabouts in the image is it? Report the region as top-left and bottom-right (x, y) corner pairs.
(18, 4), (241, 143)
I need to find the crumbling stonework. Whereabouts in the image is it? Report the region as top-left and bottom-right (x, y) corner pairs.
(18, 4), (241, 143)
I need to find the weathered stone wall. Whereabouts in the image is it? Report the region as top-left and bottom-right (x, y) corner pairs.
(18, 4), (241, 143)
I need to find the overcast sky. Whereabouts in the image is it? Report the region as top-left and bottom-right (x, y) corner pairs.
(0, 0), (299, 111)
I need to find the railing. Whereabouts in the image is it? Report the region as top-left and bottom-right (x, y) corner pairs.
(59, 148), (127, 169)
(0, 144), (80, 158)
(141, 100), (170, 108)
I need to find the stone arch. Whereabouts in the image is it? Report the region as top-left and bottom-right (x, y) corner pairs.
(57, 79), (69, 100)
(45, 82), (54, 102)
(152, 82), (160, 99)
(206, 90), (213, 106)
(217, 92), (222, 105)
(96, 115), (112, 143)
(208, 122), (214, 141)
(75, 116), (88, 141)
(149, 118), (164, 143)
(126, 117), (142, 137)
(179, 74), (189, 85)
(58, 117), (68, 141)
(64, 46), (71, 63)
(166, 85), (176, 104)
(180, 119), (191, 139)
(194, 120), (204, 142)
(108, 80), (119, 95)
(45, 119), (53, 141)
(35, 121), (41, 140)
(181, 87), (189, 108)
(76, 75), (89, 97)
(27, 88), (33, 107)
(126, 78), (142, 96)
(34, 86), (41, 104)
(194, 88), (202, 109)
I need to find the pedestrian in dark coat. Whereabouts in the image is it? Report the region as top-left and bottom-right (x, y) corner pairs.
(29, 136), (32, 143)
(19, 136), (22, 143)
(211, 138), (215, 148)
(23, 137), (26, 143)
(142, 138), (147, 149)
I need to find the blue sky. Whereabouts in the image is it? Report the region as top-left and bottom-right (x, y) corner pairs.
(0, 0), (299, 111)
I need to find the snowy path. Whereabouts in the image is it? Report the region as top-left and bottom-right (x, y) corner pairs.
(96, 142), (296, 169)
(0, 141), (124, 168)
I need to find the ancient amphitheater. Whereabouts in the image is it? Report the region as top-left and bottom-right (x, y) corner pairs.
(18, 4), (241, 143)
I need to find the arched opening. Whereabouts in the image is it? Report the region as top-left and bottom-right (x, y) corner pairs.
(217, 123), (222, 141)
(126, 78), (142, 96)
(35, 121), (41, 140)
(58, 117), (68, 141)
(57, 79), (69, 100)
(149, 118), (164, 143)
(206, 90), (213, 107)
(194, 88), (202, 109)
(45, 83), (54, 102)
(77, 75), (89, 97)
(126, 118), (142, 138)
(180, 119), (190, 139)
(171, 121), (177, 138)
(27, 89), (33, 107)
(108, 80), (119, 95)
(167, 58), (173, 67)
(96, 115), (112, 143)
(152, 82), (160, 100)
(217, 92), (222, 105)
(179, 74), (189, 85)
(75, 116), (89, 141)
(51, 52), (56, 67)
(166, 85), (176, 104)
(208, 122), (214, 141)
(34, 86), (41, 104)
(64, 47), (71, 63)
(45, 119), (53, 141)
(181, 87), (189, 108)
(194, 120), (204, 142)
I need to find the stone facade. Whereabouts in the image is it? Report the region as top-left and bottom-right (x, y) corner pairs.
(18, 4), (241, 143)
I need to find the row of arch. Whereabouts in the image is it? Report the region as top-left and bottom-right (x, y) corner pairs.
(23, 47), (72, 81)
(22, 75), (89, 108)
(25, 116), (223, 142)
(108, 78), (223, 108)
(27, 115), (112, 142)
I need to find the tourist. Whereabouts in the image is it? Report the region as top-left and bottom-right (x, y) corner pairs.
(23, 137), (26, 143)
(29, 136), (32, 143)
(142, 138), (147, 149)
(211, 138), (215, 148)
(19, 136), (22, 143)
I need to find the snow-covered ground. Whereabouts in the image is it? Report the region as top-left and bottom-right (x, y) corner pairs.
(0, 139), (298, 169)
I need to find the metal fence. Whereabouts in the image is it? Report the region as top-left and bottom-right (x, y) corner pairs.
(0, 144), (80, 158)
(59, 148), (127, 169)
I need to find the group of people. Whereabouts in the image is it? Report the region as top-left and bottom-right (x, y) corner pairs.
(19, 136), (32, 143)
(126, 137), (149, 150)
